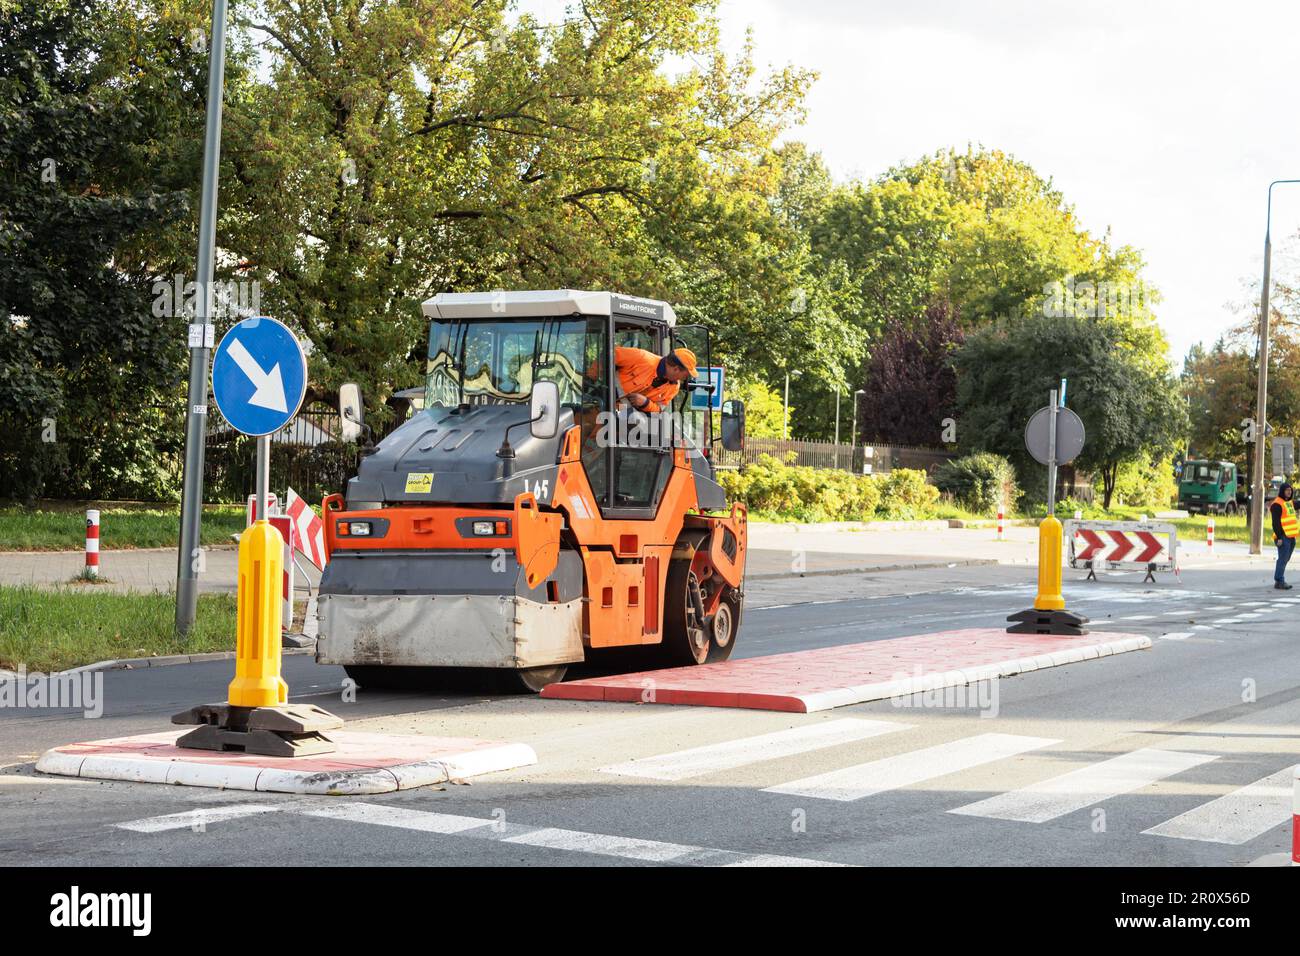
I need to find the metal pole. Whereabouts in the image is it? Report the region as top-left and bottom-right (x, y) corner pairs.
(175, 0), (229, 634)
(1250, 180), (1300, 554)
(1252, 226), (1274, 555)
(256, 436), (270, 521)
(783, 372), (790, 440)
(834, 388), (840, 468)
(1047, 389), (1059, 513)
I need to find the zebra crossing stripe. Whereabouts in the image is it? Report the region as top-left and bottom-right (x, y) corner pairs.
(949, 748), (1218, 823)
(295, 802), (846, 866)
(115, 804), (284, 833)
(1141, 768), (1295, 845)
(597, 718), (909, 781)
(763, 733), (1058, 802)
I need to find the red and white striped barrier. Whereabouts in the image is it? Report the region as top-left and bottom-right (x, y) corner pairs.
(1065, 519), (1178, 582)
(996, 508), (1005, 541)
(1292, 764), (1299, 866)
(268, 514), (295, 627)
(1206, 516), (1215, 553)
(286, 487), (327, 570)
(84, 510), (99, 579)
(246, 492), (279, 525)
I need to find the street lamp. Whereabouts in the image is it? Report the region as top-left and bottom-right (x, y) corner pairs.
(783, 369), (801, 440)
(850, 388), (865, 449)
(1250, 179), (1300, 555)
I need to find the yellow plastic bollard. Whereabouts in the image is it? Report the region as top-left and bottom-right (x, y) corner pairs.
(1033, 515), (1065, 611)
(228, 519), (289, 708)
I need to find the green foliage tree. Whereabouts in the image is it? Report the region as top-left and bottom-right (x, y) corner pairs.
(0, 0), (194, 500)
(220, 0), (851, 427)
(954, 313), (1187, 508)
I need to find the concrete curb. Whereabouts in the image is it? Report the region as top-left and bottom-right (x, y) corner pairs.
(0, 544), (239, 556)
(794, 634), (1151, 712)
(35, 733), (538, 795)
(60, 644), (314, 675)
(748, 558), (999, 580)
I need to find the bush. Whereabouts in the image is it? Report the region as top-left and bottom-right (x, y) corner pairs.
(1114, 458), (1178, 510)
(933, 453), (1018, 515)
(875, 468), (941, 520)
(717, 455), (881, 522)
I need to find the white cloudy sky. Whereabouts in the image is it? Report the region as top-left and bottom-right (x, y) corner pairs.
(522, 0), (1300, 364)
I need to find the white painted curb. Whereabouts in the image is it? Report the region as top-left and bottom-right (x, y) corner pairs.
(795, 635), (1151, 713)
(35, 740), (537, 795)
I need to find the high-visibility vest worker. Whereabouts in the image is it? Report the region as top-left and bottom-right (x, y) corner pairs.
(1271, 490), (1298, 542)
(614, 346), (698, 413)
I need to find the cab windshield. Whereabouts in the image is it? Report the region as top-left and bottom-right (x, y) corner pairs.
(426, 317), (594, 408)
(1187, 463), (1221, 483)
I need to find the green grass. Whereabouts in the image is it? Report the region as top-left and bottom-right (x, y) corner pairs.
(0, 586), (238, 672)
(0, 504), (245, 551)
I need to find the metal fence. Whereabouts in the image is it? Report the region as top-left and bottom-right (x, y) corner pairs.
(715, 438), (956, 475)
(202, 404), (361, 506)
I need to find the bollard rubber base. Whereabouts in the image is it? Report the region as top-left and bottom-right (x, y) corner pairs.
(1006, 607), (1090, 637)
(172, 702), (345, 758)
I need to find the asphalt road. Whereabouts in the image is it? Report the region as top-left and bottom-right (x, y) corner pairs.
(2, 562), (1298, 867)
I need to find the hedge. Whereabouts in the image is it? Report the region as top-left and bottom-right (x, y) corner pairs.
(715, 455), (939, 522)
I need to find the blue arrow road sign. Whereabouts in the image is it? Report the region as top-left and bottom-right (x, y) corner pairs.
(690, 366), (725, 411)
(211, 317), (307, 436)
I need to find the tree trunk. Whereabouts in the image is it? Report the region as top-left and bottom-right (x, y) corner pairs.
(1101, 463), (1118, 509)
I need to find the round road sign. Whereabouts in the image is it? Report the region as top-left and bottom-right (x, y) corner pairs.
(1024, 405), (1085, 466)
(211, 317), (307, 437)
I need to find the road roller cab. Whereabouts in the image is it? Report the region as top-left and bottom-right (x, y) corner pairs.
(316, 290), (749, 692)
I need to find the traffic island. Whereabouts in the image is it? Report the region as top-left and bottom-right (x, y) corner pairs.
(35, 729), (537, 795)
(540, 627), (1151, 712)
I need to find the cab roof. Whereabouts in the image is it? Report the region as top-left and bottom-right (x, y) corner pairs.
(422, 290), (676, 327)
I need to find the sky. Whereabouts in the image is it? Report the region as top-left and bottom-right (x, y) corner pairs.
(521, 0), (1300, 365)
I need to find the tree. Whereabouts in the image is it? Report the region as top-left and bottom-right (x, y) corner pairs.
(0, 0), (194, 499)
(220, 0), (831, 425)
(856, 301), (963, 446)
(954, 313), (1187, 508)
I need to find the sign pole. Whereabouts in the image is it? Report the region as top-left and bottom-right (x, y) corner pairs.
(256, 435), (270, 522)
(1009, 391), (1089, 637)
(175, 0), (229, 635)
(173, 316), (341, 757)
(1047, 389), (1059, 512)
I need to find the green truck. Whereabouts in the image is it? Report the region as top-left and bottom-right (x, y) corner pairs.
(1177, 460), (1242, 515)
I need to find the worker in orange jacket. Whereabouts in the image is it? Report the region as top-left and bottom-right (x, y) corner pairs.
(614, 346), (697, 413)
(1271, 482), (1297, 590)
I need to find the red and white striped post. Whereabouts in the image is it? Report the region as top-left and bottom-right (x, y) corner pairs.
(84, 509), (100, 578)
(1292, 764), (1299, 866)
(996, 506), (1005, 541)
(1206, 516), (1215, 554)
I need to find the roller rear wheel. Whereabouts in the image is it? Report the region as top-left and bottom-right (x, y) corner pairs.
(507, 665), (568, 694)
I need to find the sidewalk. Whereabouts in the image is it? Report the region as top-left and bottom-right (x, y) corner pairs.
(746, 522), (1265, 573)
(0, 522), (1263, 594)
(0, 545), (322, 596)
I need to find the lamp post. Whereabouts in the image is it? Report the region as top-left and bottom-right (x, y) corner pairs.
(850, 388), (865, 448)
(783, 369), (800, 440)
(1250, 180), (1300, 555)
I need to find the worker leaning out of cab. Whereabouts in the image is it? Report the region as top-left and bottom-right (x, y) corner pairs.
(614, 346), (697, 413)
(1270, 482), (1298, 590)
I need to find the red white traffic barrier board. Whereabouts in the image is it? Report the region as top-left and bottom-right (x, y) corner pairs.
(286, 487), (327, 570)
(1065, 520), (1178, 579)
